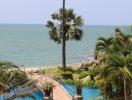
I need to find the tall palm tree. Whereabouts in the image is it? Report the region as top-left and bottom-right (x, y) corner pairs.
(62, 0), (66, 69)
(46, 2), (83, 70)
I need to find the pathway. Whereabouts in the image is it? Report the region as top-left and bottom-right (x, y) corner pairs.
(31, 75), (72, 100)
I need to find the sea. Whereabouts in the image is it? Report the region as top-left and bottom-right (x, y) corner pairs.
(0, 24), (131, 67)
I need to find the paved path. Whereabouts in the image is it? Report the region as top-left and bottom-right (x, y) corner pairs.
(31, 75), (72, 100)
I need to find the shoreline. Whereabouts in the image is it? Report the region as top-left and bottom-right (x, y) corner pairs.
(21, 63), (82, 68)
(20, 63), (81, 72)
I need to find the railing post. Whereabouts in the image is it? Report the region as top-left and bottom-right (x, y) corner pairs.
(75, 95), (83, 100)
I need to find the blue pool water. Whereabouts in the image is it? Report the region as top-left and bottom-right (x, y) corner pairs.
(63, 84), (101, 100)
(14, 91), (44, 100)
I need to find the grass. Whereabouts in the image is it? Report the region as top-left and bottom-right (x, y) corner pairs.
(39, 65), (97, 87)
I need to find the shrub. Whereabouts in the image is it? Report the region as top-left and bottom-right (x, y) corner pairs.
(80, 62), (91, 70)
(83, 80), (97, 88)
(79, 71), (90, 79)
(42, 81), (54, 96)
(61, 71), (73, 79)
(63, 79), (74, 84)
(74, 80), (83, 95)
(57, 66), (73, 72)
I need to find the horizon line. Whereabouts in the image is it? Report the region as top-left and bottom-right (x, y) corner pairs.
(0, 23), (131, 26)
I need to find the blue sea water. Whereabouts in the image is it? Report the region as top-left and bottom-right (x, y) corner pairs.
(0, 24), (131, 67)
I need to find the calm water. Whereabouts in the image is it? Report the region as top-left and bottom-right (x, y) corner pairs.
(0, 24), (131, 66)
(14, 91), (44, 100)
(63, 84), (101, 100)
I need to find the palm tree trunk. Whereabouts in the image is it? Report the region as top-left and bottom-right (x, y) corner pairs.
(124, 78), (127, 100)
(62, 0), (66, 70)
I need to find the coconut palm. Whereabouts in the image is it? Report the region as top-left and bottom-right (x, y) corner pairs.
(46, 5), (83, 70)
(99, 54), (132, 99)
(94, 37), (114, 62)
(114, 28), (132, 56)
(95, 37), (113, 54)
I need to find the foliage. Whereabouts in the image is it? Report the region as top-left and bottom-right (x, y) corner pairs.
(46, 8), (83, 70)
(74, 80), (83, 95)
(63, 79), (75, 84)
(97, 54), (132, 98)
(0, 61), (28, 94)
(42, 81), (54, 96)
(6, 70), (28, 85)
(79, 71), (90, 79)
(95, 37), (114, 54)
(80, 62), (91, 70)
(46, 8), (83, 44)
(61, 71), (73, 79)
(83, 80), (98, 88)
(58, 66), (74, 72)
(94, 28), (132, 98)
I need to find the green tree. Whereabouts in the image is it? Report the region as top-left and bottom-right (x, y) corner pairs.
(94, 37), (113, 62)
(114, 27), (132, 56)
(99, 54), (132, 99)
(95, 37), (113, 54)
(46, 6), (83, 70)
(0, 61), (28, 95)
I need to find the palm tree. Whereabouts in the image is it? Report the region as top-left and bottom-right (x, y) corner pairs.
(62, 0), (66, 70)
(94, 37), (113, 62)
(100, 54), (132, 99)
(46, 3), (83, 70)
(114, 28), (132, 56)
(95, 37), (113, 54)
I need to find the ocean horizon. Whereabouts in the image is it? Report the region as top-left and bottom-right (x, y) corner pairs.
(0, 24), (131, 67)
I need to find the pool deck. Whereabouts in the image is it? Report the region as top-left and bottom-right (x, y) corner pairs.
(31, 74), (72, 100)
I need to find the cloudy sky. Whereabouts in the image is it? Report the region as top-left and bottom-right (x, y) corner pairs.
(0, 0), (132, 25)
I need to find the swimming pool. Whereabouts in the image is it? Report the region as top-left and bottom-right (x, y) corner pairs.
(0, 85), (44, 100)
(14, 91), (44, 100)
(63, 84), (101, 100)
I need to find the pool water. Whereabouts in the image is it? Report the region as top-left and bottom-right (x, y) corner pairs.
(63, 84), (101, 100)
(14, 91), (44, 100)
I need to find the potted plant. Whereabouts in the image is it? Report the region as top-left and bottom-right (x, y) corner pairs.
(42, 81), (54, 100)
(74, 80), (83, 100)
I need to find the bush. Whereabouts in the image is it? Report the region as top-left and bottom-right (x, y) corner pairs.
(63, 79), (74, 84)
(83, 80), (97, 88)
(42, 81), (54, 96)
(79, 71), (90, 79)
(57, 66), (73, 72)
(74, 80), (83, 95)
(61, 71), (73, 79)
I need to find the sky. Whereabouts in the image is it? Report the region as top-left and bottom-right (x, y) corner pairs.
(0, 0), (132, 25)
